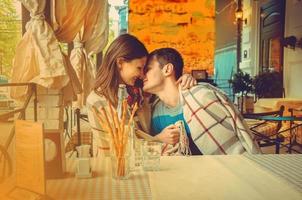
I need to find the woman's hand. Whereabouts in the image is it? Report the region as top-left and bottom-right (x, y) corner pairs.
(155, 124), (180, 145)
(176, 73), (197, 90)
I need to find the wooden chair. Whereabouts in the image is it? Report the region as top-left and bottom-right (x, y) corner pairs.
(65, 108), (93, 157)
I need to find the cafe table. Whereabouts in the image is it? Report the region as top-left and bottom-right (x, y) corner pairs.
(149, 155), (302, 200)
(1, 154), (301, 200)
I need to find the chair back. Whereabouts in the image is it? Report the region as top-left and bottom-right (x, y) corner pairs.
(243, 105), (285, 153)
(288, 107), (302, 151)
(244, 105), (285, 131)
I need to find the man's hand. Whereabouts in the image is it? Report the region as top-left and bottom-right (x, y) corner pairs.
(176, 74), (197, 90)
(155, 124), (180, 145)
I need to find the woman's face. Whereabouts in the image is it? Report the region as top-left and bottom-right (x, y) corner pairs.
(118, 56), (147, 86)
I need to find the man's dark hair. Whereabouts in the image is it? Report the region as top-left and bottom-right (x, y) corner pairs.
(147, 48), (184, 80)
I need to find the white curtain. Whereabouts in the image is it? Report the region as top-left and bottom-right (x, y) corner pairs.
(51, 0), (90, 43)
(69, 0), (109, 108)
(10, 0), (69, 100)
(85, 0), (109, 56)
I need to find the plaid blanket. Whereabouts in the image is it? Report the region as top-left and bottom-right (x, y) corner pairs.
(181, 83), (260, 155)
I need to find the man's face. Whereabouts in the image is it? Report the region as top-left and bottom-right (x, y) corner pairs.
(143, 57), (165, 94)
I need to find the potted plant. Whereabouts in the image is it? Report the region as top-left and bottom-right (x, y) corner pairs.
(253, 71), (283, 98)
(229, 69), (254, 113)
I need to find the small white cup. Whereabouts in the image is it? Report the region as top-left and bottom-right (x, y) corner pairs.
(76, 145), (91, 158)
(76, 158), (92, 178)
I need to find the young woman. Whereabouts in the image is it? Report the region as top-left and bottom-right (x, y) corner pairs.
(86, 34), (196, 156)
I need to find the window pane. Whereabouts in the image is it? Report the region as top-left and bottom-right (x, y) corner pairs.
(269, 37), (282, 72)
(0, 0), (22, 80)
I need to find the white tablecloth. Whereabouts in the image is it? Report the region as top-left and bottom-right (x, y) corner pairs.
(2, 154), (302, 200)
(46, 156), (152, 200)
(148, 155), (302, 200)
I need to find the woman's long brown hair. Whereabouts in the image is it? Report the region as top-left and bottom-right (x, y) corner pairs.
(94, 34), (148, 106)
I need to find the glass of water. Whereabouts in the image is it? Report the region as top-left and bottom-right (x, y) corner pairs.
(142, 141), (161, 171)
(134, 138), (144, 168)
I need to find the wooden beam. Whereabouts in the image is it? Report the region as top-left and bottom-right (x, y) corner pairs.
(21, 5), (30, 35)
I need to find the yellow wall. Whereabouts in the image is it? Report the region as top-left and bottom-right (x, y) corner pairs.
(129, 0), (215, 75)
(284, 0), (302, 98)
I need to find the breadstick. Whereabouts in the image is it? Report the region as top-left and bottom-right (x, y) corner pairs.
(120, 100), (128, 155)
(128, 102), (138, 127)
(100, 107), (118, 155)
(92, 107), (109, 131)
(109, 103), (120, 151)
(108, 103), (117, 133)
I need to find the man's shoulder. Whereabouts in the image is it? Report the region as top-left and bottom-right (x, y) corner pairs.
(182, 83), (216, 95)
(181, 83), (228, 103)
(151, 96), (162, 110)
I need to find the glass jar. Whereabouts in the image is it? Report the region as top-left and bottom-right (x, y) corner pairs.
(110, 153), (130, 180)
(110, 128), (132, 180)
(142, 141), (161, 171)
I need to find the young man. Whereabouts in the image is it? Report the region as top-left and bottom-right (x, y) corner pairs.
(143, 48), (260, 155)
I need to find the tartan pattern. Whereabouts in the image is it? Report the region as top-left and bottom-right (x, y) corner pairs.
(181, 83), (260, 155)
